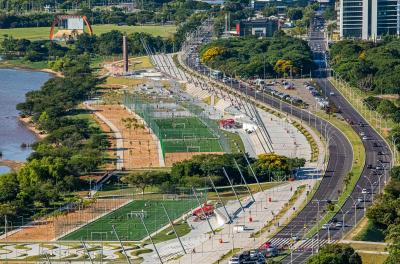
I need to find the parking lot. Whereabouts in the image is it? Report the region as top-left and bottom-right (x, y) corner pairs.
(252, 78), (331, 112)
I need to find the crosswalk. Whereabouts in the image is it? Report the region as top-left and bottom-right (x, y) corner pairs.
(266, 237), (338, 251)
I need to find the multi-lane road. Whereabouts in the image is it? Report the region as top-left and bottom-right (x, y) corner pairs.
(178, 16), (391, 263)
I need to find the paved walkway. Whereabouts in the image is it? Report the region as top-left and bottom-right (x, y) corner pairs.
(141, 179), (318, 264)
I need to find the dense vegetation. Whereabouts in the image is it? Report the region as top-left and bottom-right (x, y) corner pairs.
(0, 55), (106, 227)
(364, 166), (400, 263)
(363, 96), (400, 126)
(199, 31), (314, 78)
(122, 153), (305, 194)
(306, 244), (362, 264)
(329, 38), (400, 94)
(0, 0), (212, 29)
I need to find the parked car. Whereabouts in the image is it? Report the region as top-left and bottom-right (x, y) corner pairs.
(362, 188), (369, 194)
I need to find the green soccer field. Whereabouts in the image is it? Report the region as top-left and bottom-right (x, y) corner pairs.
(154, 117), (223, 153)
(60, 199), (197, 241)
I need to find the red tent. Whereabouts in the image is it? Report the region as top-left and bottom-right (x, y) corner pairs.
(192, 203), (215, 217)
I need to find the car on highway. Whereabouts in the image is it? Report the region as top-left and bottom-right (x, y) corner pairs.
(321, 223), (329, 229)
(229, 255), (241, 264)
(335, 221), (343, 228)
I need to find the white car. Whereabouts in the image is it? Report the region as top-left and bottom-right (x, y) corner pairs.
(228, 255), (240, 264)
(335, 221), (343, 228)
(329, 92), (335, 96)
(321, 224), (329, 229)
(362, 136), (369, 140)
(362, 188), (369, 194)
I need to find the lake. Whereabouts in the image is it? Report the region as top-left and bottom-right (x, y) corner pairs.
(0, 68), (50, 164)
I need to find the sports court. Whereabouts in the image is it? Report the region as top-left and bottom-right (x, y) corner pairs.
(154, 117), (222, 153)
(60, 199), (197, 241)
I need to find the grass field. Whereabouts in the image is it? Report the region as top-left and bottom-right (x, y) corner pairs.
(60, 199), (197, 241)
(155, 117), (223, 153)
(0, 24), (176, 40)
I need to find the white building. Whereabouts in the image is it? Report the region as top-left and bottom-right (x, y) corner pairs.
(339, 0), (400, 40)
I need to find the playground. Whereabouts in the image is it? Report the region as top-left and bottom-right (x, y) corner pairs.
(60, 199), (198, 242)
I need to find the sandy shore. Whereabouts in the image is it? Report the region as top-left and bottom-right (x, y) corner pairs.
(19, 116), (47, 139)
(0, 63), (63, 77)
(0, 159), (24, 171)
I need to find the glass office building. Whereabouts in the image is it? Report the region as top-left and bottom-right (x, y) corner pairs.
(340, 0), (399, 39)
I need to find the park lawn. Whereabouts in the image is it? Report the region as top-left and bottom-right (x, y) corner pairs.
(222, 130), (245, 153)
(59, 199), (197, 241)
(104, 76), (148, 87)
(145, 221), (191, 244)
(353, 218), (385, 242)
(0, 58), (49, 70)
(0, 24), (176, 40)
(358, 252), (388, 264)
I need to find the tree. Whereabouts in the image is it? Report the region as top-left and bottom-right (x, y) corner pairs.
(122, 171), (162, 198)
(307, 244), (362, 264)
(287, 8), (303, 21)
(262, 5), (277, 17)
(377, 100), (397, 118)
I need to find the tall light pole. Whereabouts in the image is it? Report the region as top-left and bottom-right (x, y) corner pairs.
(362, 175), (374, 202)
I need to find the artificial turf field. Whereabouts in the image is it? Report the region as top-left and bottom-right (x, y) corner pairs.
(60, 199), (197, 241)
(154, 117), (223, 153)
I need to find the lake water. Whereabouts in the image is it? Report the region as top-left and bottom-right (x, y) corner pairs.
(0, 69), (50, 163)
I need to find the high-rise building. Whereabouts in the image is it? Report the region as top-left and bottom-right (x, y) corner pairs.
(339, 0), (400, 39)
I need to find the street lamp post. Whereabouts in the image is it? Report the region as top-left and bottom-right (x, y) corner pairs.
(347, 196), (357, 227)
(362, 175), (374, 202)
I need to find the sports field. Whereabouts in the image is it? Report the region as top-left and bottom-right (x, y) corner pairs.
(154, 117), (223, 153)
(0, 24), (176, 40)
(60, 199), (197, 241)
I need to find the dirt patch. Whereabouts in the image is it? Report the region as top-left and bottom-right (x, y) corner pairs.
(164, 152), (224, 167)
(89, 104), (161, 169)
(2, 198), (130, 242)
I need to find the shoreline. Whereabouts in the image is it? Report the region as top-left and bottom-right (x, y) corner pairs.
(0, 159), (24, 171)
(19, 116), (47, 140)
(0, 62), (63, 77)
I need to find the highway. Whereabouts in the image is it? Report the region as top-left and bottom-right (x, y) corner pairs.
(176, 16), (391, 263)
(281, 16), (393, 263)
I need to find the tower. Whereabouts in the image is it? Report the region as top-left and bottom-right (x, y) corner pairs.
(122, 35), (128, 73)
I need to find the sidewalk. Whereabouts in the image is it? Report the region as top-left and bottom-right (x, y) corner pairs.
(140, 179), (318, 264)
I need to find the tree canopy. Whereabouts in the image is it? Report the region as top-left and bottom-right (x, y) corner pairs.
(199, 32), (314, 78)
(307, 244), (362, 264)
(330, 38), (400, 94)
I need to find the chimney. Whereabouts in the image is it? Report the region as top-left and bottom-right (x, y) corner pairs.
(123, 35), (128, 73)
